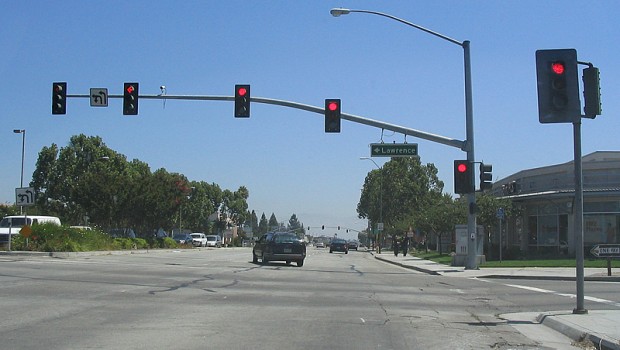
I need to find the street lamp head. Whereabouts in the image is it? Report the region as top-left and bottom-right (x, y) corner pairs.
(13, 129), (24, 134)
(359, 157), (370, 160)
(330, 8), (350, 17)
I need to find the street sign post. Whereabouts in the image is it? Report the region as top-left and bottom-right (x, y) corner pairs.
(370, 143), (418, 157)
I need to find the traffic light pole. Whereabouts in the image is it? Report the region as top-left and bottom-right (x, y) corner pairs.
(66, 93), (467, 150)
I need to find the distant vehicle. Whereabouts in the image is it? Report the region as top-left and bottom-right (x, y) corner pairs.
(0, 215), (61, 244)
(330, 238), (348, 254)
(253, 232), (306, 267)
(70, 225), (92, 231)
(347, 240), (359, 250)
(190, 233), (208, 247)
(315, 242), (325, 248)
(205, 235), (222, 248)
(173, 233), (193, 245)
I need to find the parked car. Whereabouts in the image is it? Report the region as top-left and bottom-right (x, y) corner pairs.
(253, 232), (306, 267)
(330, 238), (349, 254)
(347, 240), (359, 250)
(173, 233), (193, 245)
(205, 235), (222, 247)
(190, 233), (208, 247)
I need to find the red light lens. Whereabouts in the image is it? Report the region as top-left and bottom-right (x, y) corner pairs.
(328, 102), (338, 111)
(551, 62), (565, 75)
(238, 87), (247, 96)
(126, 85), (135, 94)
(457, 163), (468, 173)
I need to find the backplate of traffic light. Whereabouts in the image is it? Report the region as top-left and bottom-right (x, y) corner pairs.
(479, 163), (493, 191)
(454, 160), (473, 194)
(535, 49), (580, 123)
(123, 82), (139, 115)
(325, 99), (341, 133)
(52, 82), (67, 115)
(235, 84), (250, 118)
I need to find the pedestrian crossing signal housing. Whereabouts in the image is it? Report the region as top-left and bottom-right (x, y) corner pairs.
(123, 82), (139, 115)
(454, 160), (473, 194)
(234, 84), (250, 118)
(325, 99), (341, 133)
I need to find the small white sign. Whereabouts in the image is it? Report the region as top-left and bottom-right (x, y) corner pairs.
(15, 187), (35, 206)
(90, 88), (108, 107)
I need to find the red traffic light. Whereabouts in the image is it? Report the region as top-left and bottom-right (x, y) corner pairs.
(457, 163), (468, 173)
(237, 87), (247, 96)
(551, 62), (565, 75)
(327, 101), (339, 111)
(126, 85), (135, 94)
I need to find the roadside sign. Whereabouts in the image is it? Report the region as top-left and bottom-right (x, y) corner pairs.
(590, 244), (620, 258)
(20, 225), (33, 238)
(496, 208), (505, 219)
(15, 187), (35, 207)
(90, 88), (108, 107)
(370, 143), (418, 157)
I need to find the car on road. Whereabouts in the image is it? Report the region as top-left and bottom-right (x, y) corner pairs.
(347, 240), (359, 250)
(173, 233), (193, 245)
(315, 242), (325, 248)
(205, 235), (222, 248)
(253, 232), (306, 267)
(190, 233), (208, 247)
(330, 238), (349, 254)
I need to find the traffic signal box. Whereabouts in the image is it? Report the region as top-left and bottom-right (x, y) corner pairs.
(234, 84), (250, 118)
(535, 49), (580, 123)
(325, 99), (341, 133)
(479, 163), (493, 191)
(123, 83), (139, 115)
(454, 160), (473, 194)
(52, 82), (67, 115)
(582, 66), (602, 118)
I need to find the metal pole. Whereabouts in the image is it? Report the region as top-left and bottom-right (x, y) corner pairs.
(463, 41), (478, 270)
(573, 120), (587, 314)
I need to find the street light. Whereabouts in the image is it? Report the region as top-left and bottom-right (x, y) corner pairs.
(360, 157), (383, 254)
(13, 129), (26, 214)
(333, 8), (479, 269)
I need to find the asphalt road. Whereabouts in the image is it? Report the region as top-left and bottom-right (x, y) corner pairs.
(1, 247), (610, 349)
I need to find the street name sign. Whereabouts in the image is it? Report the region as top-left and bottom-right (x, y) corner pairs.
(590, 244), (620, 258)
(370, 143), (418, 157)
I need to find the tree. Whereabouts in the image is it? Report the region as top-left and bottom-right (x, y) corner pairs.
(268, 213), (279, 231)
(258, 213), (269, 236)
(357, 157), (444, 249)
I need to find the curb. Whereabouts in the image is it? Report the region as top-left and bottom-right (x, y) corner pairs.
(538, 313), (620, 350)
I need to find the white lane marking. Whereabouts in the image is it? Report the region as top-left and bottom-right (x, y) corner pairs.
(503, 283), (620, 308)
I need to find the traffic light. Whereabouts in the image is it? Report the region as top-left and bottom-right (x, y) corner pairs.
(454, 160), (473, 194)
(234, 84), (250, 117)
(325, 99), (341, 133)
(52, 82), (67, 115)
(582, 66), (601, 118)
(535, 49), (580, 123)
(479, 163), (493, 191)
(123, 82), (139, 115)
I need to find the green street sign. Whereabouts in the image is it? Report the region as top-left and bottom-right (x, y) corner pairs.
(370, 143), (418, 157)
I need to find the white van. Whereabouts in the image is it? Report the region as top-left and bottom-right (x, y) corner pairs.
(0, 215), (62, 243)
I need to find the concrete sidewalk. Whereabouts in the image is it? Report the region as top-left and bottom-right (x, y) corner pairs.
(373, 252), (620, 350)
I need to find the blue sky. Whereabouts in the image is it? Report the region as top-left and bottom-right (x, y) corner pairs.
(1, 1), (618, 240)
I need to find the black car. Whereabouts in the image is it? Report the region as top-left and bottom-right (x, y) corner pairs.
(253, 232), (306, 267)
(330, 238), (349, 254)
